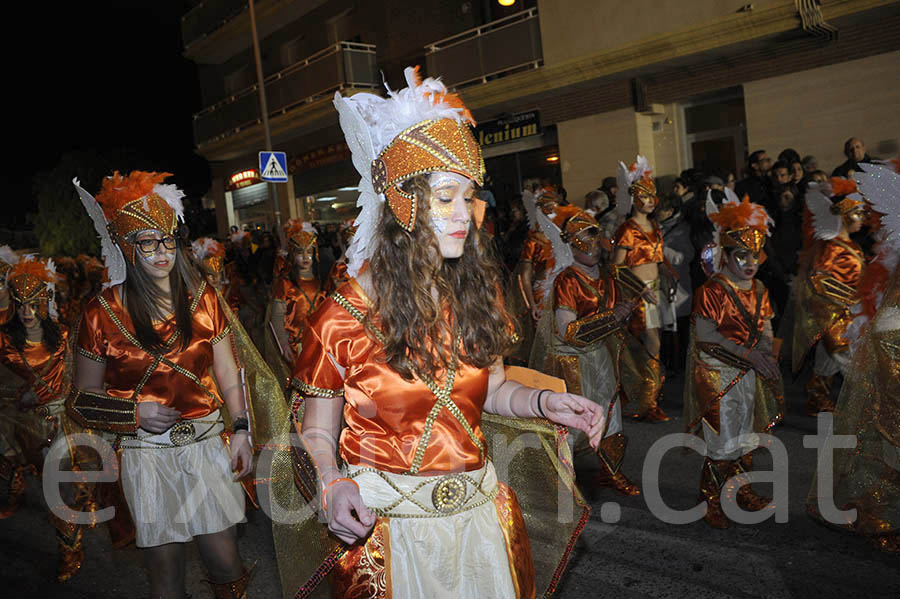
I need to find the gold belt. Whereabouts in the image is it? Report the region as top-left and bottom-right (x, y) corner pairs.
(120, 412), (224, 449)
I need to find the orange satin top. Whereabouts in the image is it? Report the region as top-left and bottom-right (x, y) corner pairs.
(76, 283), (230, 419)
(520, 231), (555, 303)
(811, 238), (864, 288)
(325, 260), (350, 296)
(692, 275), (774, 346)
(614, 219), (665, 266)
(274, 276), (324, 349)
(292, 280), (490, 475)
(0, 327), (69, 404)
(554, 266), (616, 318)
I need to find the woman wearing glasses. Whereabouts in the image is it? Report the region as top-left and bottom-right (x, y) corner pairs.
(69, 172), (255, 598)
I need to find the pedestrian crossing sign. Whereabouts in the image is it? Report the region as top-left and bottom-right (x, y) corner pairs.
(259, 151), (288, 182)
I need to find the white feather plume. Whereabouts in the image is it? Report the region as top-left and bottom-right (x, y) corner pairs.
(705, 191), (723, 274)
(723, 186), (741, 205)
(615, 161), (632, 218)
(152, 183), (186, 223)
(806, 182), (842, 240)
(522, 189), (538, 231)
(536, 211), (572, 307)
(855, 162), (900, 241)
(73, 177), (126, 287)
(191, 237), (218, 261)
(0, 245), (17, 266)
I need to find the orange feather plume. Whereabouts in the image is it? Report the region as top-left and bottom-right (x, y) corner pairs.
(708, 195), (771, 233)
(95, 171), (172, 222)
(410, 65), (475, 125)
(829, 177), (858, 197)
(9, 257), (57, 284)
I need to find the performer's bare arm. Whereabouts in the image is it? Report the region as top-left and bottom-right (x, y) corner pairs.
(212, 336), (252, 479)
(269, 300), (295, 362)
(483, 358), (604, 446)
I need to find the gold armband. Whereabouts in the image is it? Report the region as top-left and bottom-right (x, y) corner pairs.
(697, 342), (754, 371)
(810, 273), (857, 306)
(66, 389), (138, 434)
(612, 265), (647, 300)
(565, 310), (620, 348)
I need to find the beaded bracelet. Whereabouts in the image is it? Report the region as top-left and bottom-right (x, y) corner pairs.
(321, 477), (359, 512)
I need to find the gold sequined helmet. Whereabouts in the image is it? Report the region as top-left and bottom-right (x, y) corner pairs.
(708, 195), (773, 259)
(558, 208), (613, 254)
(191, 237), (226, 276)
(284, 219), (318, 255)
(7, 255), (59, 321)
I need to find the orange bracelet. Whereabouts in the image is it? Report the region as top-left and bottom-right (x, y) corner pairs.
(321, 477), (359, 512)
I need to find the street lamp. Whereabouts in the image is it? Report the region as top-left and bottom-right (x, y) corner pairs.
(498, 0), (516, 6)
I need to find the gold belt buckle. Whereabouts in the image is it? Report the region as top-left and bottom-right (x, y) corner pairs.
(169, 421), (196, 447)
(431, 474), (467, 514)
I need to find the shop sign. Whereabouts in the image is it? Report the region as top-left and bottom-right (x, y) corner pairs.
(474, 111), (540, 148)
(227, 169), (261, 191)
(289, 142), (351, 174)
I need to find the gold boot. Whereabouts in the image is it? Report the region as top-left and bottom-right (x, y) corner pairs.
(593, 433), (641, 496)
(726, 454), (773, 512)
(806, 374), (835, 416)
(630, 359), (669, 422)
(207, 563), (256, 599)
(699, 458), (731, 529)
(50, 514), (84, 582)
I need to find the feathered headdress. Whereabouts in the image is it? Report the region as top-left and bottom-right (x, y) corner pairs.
(73, 171), (186, 286)
(284, 219), (317, 250)
(8, 255), (59, 320)
(559, 208), (611, 255)
(616, 155), (655, 218)
(707, 195), (773, 262)
(806, 178), (866, 240)
(844, 160), (900, 346)
(335, 66), (485, 276)
(191, 237), (225, 275)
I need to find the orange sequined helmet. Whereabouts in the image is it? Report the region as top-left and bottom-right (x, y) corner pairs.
(558, 208), (612, 254)
(828, 177), (866, 221)
(8, 255), (59, 320)
(284, 219), (318, 259)
(709, 196), (772, 259)
(94, 171), (184, 265)
(191, 238), (226, 276)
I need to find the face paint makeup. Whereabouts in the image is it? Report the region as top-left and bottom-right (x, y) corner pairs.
(428, 172), (475, 258)
(727, 248), (760, 280)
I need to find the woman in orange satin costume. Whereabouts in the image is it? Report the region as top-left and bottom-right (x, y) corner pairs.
(0, 255), (104, 582)
(682, 197), (783, 529)
(267, 219), (324, 379)
(611, 156), (675, 422)
(193, 237), (241, 315)
(285, 68), (605, 599)
(791, 179), (867, 415)
(69, 172), (255, 598)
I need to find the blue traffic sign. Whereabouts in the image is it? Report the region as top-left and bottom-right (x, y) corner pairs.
(259, 151), (288, 182)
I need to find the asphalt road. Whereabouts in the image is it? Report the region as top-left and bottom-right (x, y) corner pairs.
(2, 368), (898, 598)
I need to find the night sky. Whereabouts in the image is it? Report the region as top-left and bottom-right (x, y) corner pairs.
(4, 1), (206, 228)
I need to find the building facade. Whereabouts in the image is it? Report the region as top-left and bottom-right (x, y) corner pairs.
(182, 0), (900, 235)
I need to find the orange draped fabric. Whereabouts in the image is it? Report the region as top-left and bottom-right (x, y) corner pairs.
(613, 219), (664, 266)
(553, 266), (616, 317)
(274, 276), (324, 349)
(692, 275), (774, 345)
(326, 261), (350, 296)
(811, 238), (865, 288)
(0, 327), (69, 404)
(76, 285), (228, 419)
(292, 280), (489, 475)
(519, 231), (554, 304)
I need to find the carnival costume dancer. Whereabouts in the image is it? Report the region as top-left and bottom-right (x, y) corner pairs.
(508, 190), (557, 365)
(0, 255), (106, 581)
(612, 156), (676, 422)
(791, 179), (867, 415)
(193, 237), (241, 315)
(682, 196), (784, 528)
(532, 207), (641, 496)
(265, 219), (324, 388)
(272, 67), (604, 599)
(807, 160), (900, 554)
(69, 171), (265, 598)
(324, 222), (357, 296)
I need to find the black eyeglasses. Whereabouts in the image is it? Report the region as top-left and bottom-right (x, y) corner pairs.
(135, 236), (178, 254)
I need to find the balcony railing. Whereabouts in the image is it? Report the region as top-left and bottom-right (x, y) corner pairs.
(425, 8), (542, 90)
(181, 0), (248, 51)
(193, 42), (378, 147)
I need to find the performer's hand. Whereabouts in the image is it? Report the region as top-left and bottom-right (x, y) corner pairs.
(613, 300), (637, 323)
(326, 480), (376, 545)
(531, 305), (542, 322)
(748, 349), (780, 381)
(230, 431), (253, 480)
(137, 402), (181, 433)
(641, 286), (658, 305)
(542, 393), (606, 450)
(17, 389), (39, 410)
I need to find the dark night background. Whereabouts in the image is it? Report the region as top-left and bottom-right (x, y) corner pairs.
(3, 2), (209, 243)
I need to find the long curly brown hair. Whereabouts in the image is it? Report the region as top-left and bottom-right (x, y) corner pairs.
(369, 175), (515, 381)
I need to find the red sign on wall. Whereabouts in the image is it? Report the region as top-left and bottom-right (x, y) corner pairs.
(227, 169), (261, 191)
(288, 142), (351, 174)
